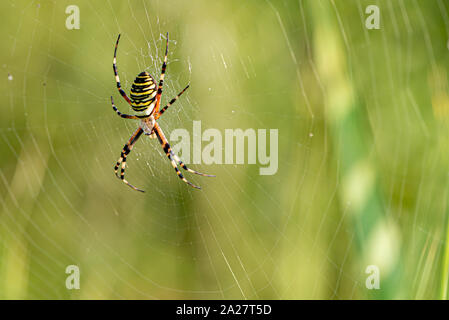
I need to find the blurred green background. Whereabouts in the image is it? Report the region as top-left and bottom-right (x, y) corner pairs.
(0, 0), (449, 299)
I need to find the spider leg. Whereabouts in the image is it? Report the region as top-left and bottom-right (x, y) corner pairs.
(155, 84), (190, 120)
(153, 123), (215, 177)
(153, 123), (216, 177)
(153, 32), (169, 115)
(111, 96), (138, 119)
(114, 127), (145, 192)
(113, 34), (134, 106)
(111, 97), (149, 119)
(153, 122), (203, 189)
(171, 153), (216, 177)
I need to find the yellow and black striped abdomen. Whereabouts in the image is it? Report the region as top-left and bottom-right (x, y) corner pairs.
(130, 72), (157, 113)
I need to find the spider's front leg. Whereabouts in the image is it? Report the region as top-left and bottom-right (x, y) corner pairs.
(114, 127), (145, 192)
(152, 122), (215, 189)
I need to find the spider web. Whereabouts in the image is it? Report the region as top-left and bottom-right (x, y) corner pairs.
(0, 0), (448, 299)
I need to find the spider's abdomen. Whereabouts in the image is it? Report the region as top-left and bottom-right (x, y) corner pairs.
(130, 71), (157, 113)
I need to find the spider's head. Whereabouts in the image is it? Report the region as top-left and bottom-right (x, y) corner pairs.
(129, 72), (157, 114)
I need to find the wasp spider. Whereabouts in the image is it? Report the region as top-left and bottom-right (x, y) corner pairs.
(111, 33), (214, 192)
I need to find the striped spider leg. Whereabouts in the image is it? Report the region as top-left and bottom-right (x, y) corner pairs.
(154, 84), (190, 120)
(113, 34), (134, 108)
(114, 127), (145, 192)
(153, 32), (169, 116)
(152, 122), (215, 189)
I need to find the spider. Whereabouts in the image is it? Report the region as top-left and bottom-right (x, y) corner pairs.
(110, 33), (214, 192)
